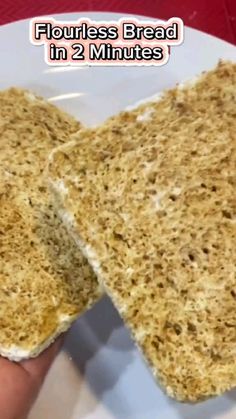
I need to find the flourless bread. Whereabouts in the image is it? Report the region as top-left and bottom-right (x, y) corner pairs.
(48, 61), (236, 401)
(0, 88), (101, 361)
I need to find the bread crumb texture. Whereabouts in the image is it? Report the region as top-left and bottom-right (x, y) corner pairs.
(49, 61), (236, 401)
(0, 88), (100, 360)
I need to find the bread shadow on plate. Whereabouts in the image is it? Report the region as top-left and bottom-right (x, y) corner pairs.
(63, 297), (135, 417)
(170, 388), (236, 419)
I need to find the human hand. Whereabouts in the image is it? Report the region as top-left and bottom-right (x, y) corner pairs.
(0, 338), (63, 419)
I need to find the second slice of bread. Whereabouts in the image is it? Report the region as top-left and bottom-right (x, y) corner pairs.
(48, 61), (236, 402)
(0, 88), (101, 361)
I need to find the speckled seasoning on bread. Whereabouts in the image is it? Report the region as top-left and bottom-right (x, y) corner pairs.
(48, 61), (236, 402)
(0, 88), (101, 361)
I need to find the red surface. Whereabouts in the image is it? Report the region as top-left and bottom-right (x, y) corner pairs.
(0, 0), (236, 44)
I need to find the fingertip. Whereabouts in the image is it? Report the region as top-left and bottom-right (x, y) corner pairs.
(20, 334), (65, 385)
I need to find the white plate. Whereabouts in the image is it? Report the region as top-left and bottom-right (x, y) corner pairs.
(1, 12), (236, 419)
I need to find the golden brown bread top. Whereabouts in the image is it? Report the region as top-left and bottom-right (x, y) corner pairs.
(49, 61), (236, 401)
(0, 88), (100, 359)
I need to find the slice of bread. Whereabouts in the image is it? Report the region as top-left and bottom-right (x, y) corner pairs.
(0, 88), (101, 361)
(48, 61), (236, 402)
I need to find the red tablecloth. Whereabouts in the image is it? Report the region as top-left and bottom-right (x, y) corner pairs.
(0, 0), (236, 45)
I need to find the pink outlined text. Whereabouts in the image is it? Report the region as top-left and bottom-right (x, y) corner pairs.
(30, 17), (184, 66)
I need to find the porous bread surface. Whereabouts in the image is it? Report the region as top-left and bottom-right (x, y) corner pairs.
(49, 61), (236, 402)
(0, 88), (100, 360)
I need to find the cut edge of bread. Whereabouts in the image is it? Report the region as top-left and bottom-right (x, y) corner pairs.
(0, 313), (78, 361)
